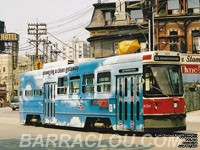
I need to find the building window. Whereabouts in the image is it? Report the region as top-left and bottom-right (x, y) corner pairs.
(3, 67), (5, 72)
(82, 74), (94, 93)
(105, 12), (112, 25)
(192, 30), (200, 54)
(97, 72), (111, 93)
(69, 76), (80, 94)
(168, 0), (179, 15)
(57, 76), (68, 95)
(170, 31), (178, 51)
(188, 0), (200, 14)
(130, 9), (143, 23)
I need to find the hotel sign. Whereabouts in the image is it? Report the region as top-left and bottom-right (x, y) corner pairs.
(0, 33), (19, 41)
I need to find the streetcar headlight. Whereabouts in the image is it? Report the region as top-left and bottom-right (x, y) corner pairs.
(174, 102), (178, 108)
(154, 103), (158, 110)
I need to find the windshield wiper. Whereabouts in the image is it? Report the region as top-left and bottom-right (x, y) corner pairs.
(151, 85), (172, 98)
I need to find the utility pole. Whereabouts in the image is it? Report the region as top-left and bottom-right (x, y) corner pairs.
(28, 22), (47, 69)
(50, 43), (61, 62)
(143, 0), (155, 51)
(28, 22), (47, 58)
(43, 37), (51, 63)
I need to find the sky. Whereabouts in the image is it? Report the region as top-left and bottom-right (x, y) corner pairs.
(0, 0), (115, 56)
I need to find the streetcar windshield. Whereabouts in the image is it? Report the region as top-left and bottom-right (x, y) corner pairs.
(143, 65), (183, 97)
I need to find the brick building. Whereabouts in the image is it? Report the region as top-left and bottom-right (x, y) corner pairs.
(154, 0), (200, 53)
(86, 0), (200, 58)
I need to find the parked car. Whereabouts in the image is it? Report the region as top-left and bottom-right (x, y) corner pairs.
(10, 98), (19, 111)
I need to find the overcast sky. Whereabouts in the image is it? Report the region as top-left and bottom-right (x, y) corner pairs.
(0, 0), (115, 55)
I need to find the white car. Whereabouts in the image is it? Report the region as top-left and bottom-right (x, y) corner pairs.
(10, 99), (19, 111)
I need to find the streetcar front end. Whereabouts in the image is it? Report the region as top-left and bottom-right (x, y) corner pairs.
(142, 51), (186, 132)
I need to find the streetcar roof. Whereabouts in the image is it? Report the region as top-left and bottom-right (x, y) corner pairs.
(21, 51), (180, 76)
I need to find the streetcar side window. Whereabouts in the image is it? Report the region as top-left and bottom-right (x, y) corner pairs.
(57, 76), (68, 95)
(82, 74), (94, 93)
(34, 89), (42, 96)
(97, 72), (111, 93)
(25, 90), (33, 96)
(20, 91), (23, 96)
(69, 76), (80, 94)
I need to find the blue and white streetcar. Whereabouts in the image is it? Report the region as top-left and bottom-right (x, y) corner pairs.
(19, 51), (186, 132)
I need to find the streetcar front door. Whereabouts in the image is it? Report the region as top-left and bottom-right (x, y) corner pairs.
(44, 83), (56, 124)
(116, 75), (144, 131)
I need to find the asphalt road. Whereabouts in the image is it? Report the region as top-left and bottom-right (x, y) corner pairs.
(0, 107), (199, 150)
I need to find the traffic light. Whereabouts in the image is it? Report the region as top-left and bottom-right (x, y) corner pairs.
(35, 60), (42, 70)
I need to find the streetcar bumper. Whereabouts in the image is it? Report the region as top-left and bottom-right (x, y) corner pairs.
(144, 113), (186, 132)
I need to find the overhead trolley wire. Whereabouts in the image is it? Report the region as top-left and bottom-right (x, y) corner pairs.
(47, 5), (92, 25)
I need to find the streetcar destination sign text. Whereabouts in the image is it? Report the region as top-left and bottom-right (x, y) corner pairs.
(154, 56), (180, 62)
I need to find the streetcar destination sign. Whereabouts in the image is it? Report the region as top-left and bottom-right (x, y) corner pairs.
(154, 56), (180, 62)
(119, 68), (139, 73)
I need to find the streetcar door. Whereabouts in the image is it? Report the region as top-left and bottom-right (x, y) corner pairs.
(44, 83), (56, 124)
(116, 75), (144, 131)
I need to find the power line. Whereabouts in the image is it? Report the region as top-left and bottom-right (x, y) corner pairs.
(47, 6), (92, 25)
(51, 21), (90, 35)
(47, 31), (85, 56)
(48, 8), (93, 30)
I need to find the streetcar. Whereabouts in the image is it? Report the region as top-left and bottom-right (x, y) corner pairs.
(19, 51), (186, 132)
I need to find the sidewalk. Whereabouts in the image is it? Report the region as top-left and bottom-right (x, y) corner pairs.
(186, 110), (200, 123)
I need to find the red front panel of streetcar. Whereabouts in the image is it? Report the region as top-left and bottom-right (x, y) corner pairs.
(143, 97), (185, 115)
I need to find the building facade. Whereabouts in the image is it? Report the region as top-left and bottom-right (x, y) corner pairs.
(86, 0), (149, 58)
(0, 54), (31, 102)
(86, 0), (200, 58)
(154, 0), (200, 53)
(63, 38), (90, 61)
